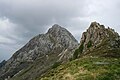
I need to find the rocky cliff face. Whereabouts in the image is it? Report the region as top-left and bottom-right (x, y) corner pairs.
(74, 22), (120, 58)
(81, 22), (119, 51)
(0, 24), (78, 80)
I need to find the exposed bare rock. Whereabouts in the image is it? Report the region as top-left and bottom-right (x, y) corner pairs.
(0, 24), (78, 80)
(80, 22), (119, 53)
(73, 22), (120, 59)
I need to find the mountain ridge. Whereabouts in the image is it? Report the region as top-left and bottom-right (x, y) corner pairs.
(40, 22), (120, 80)
(0, 22), (120, 80)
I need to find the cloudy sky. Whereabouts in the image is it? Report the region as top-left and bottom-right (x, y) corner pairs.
(0, 0), (120, 62)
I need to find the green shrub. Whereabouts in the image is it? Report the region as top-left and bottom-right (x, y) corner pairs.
(79, 43), (84, 53)
(73, 43), (84, 59)
(87, 40), (92, 48)
(51, 62), (61, 69)
(69, 57), (73, 61)
(73, 49), (80, 59)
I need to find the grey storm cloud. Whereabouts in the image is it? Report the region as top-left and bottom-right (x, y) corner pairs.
(0, 0), (87, 32)
(0, 0), (120, 62)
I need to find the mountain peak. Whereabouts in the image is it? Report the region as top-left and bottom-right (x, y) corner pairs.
(90, 21), (99, 26)
(49, 24), (62, 31)
(89, 21), (105, 30)
(72, 22), (120, 60)
(47, 24), (77, 42)
(47, 24), (63, 34)
(52, 24), (61, 27)
(0, 24), (78, 80)
(80, 22), (119, 53)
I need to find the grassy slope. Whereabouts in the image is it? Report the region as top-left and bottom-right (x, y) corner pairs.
(38, 57), (120, 80)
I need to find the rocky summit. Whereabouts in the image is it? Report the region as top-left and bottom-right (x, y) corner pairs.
(81, 22), (119, 52)
(0, 24), (78, 80)
(73, 22), (120, 59)
(0, 22), (120, 80)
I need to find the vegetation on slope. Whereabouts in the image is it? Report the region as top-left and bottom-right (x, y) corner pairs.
(73, 43), (84, 60)
(38, 57), (120, 80)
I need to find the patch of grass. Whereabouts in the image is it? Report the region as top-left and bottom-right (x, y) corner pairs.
(39, 57), (120, 80)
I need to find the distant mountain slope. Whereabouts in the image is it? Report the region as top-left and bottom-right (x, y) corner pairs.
(40, 22), (120, 80)
(0, 60), (6, 68)
(0, 24), (78, 80)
